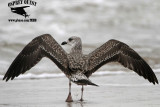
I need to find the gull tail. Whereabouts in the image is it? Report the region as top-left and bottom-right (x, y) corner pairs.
(76, 79), (99, 86)
(87, 80), (99, 86)
(70, 73), (99, 86)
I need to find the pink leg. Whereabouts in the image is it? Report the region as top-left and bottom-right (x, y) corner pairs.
(66, 80), (73, 102)
(80, 85), (84, 101)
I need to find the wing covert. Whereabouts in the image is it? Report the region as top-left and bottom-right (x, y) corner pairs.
(85, 39), (158, 84)
(3, 34), (68, 81)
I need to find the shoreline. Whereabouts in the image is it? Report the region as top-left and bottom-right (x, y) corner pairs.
(0, 73), (160, 107)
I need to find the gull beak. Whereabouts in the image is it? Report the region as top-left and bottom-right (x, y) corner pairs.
(61, 41), (67, 45)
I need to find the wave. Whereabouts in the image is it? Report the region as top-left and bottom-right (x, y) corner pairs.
(0, 69), (159, 80)
(99, 83), (153, 87)
(0, 73), (65, 80)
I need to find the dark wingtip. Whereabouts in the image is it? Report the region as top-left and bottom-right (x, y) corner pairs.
(152, 73), (159, 85)
(3, 76), (6, 81)
(156, 78), (159, 84)
(154, 80), (159, 85)
(157, 80), (159, 84)
(6, 77), (10, 82)
(3, 74), (11, 82)
(151, 78), (159, 85)
(3, 77), (9, 82)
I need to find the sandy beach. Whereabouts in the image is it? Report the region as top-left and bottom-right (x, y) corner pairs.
(0, 72), (160, 107)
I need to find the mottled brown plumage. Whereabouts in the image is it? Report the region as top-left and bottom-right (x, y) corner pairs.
(3, 34), (68, 81)
(85, 39), (158, 84)
(3, 34), (158, 102)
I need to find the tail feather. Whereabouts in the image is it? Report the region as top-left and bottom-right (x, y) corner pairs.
(76, 79), (99, 86)
(70, 73), (99, 86)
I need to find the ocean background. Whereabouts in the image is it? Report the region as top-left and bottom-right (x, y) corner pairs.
(0, 0), (160, 107)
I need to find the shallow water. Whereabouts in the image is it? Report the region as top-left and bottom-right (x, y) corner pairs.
(0, 73), (160, 107)
(0, 0), (160, 76)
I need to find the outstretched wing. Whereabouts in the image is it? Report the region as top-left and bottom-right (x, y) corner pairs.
(3, 34), (68, 81)
(85, 39), (158, 84)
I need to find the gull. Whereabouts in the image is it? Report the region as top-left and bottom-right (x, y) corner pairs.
(3, 34), (158, 102)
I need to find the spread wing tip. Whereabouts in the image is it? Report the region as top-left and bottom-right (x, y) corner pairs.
(142, 68), (158, 85)
(3, 75), (10, 82)
(152, 75), (159, 85)
(3, 73), (15, 82)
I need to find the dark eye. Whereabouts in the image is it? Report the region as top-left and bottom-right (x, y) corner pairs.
(68, 38), (73, 41)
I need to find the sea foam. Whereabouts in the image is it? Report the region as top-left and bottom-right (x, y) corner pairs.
(0, 69), (159, 80)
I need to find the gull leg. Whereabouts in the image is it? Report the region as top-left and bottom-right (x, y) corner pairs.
(66, 80), (73, 102)
(80, 85), (84, 101)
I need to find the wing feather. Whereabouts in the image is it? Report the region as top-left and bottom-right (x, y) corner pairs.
(86, 39), (158, 84)
(3, 34), (68, 81)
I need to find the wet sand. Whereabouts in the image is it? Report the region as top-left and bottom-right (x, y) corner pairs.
(0, 72), (160, 107)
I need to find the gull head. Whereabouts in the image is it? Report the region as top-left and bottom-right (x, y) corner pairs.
(61, 36), (81, 47)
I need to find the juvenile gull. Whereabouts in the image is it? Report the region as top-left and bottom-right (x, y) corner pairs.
(3, 34), (159, 102)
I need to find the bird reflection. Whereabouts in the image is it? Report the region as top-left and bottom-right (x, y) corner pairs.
(66, 101), (84, 107)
